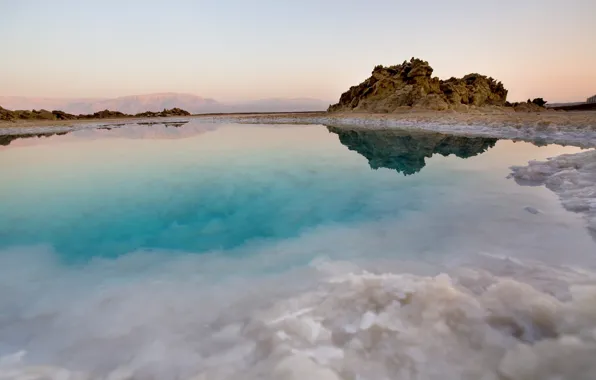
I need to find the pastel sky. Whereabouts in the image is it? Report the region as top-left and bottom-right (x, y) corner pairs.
(1, 0), (595, 102)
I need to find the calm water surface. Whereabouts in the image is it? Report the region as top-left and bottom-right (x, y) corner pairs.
(0, 121), (595, 379)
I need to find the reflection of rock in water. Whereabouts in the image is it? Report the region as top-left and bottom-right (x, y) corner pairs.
(327, 126), (498, 175)
(0, 132), (69, 146)
(137, 121), (190, 128)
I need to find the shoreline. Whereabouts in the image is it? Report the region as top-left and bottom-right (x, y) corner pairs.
(1, 110), (596, 148)
(2, 109), (595, 128)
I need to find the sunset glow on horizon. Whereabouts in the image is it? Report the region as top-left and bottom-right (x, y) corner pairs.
(1, 0), (595, 103)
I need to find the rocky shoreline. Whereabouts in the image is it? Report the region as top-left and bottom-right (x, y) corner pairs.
(0, 106), (191, 122)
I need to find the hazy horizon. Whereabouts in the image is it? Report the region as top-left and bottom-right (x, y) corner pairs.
(2, 0), (595, 103)
(0, 93), (334, 114)
(0, 93), (333, 103)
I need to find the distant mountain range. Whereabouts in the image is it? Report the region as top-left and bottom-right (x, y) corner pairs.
(0, 93), (332, 114)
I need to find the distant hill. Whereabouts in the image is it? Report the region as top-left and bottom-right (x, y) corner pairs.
(85, 93), (222, 114)
(0, 96), (106, 113)
(0, 94), (331, 114)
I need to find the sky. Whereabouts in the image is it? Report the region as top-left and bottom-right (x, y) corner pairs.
(1, 0), (595, 102)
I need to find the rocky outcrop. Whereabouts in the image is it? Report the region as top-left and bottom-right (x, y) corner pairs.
(0, 106), (192, 122)
(52, 110), (78, 120)
(327, 126), (497, 175)
(1, 107), (59, 121)
(328, 58), (508, 113)
(134, 108), (191, 117)
(0, 106), (15, 121)
(512, 102), (544, 113)
(77, 110), (128, 119)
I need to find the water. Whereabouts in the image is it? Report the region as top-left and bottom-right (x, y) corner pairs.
(1, 121), (596, 380)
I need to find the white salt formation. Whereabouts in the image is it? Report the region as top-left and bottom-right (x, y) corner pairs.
(511, 149), (596, 236)
(2, 259), (596, 380)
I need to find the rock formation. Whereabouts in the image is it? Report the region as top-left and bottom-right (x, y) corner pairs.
(506, 98), (549, 112)
(328, 58), (508, 113)
(512, 102), (544, 113)
(134, 108), (191, 117)
(327, 126), (497, 175)
(77, 110), (128, 119)
(0, 106), (14, 121)
(0, 106), (191, 122)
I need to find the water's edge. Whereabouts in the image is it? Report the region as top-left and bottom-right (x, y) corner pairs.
(2, 115), (596, 148)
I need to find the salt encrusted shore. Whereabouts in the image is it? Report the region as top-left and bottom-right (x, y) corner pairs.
(510, 150), (596, 237)
(1, 110), (596, 147)
(2, 111), (596, 379)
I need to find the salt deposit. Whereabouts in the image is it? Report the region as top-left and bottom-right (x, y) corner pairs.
(2, 112), (596, 148)
(1, 249), (596, 380)
(510, 149), (596, 236)
(2, 119), (596, 380)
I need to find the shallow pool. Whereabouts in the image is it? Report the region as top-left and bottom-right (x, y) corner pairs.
(1, 121), (595, 379)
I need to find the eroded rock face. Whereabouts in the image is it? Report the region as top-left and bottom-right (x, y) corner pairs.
(328, 58), (508, 113)
(327, 126), (498, 175)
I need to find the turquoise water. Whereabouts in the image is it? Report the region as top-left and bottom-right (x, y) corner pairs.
(0, 124), (493, 261)
(1, 123), (594, 265)
(1, 122), (596, 378)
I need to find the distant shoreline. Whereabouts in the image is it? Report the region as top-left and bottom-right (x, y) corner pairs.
(0, 111), (331, 130)
(548, 103), (596, 111)
(0, 111), (327, 129)
(1, 109), (596, 148)
(1, 108), (594, 129)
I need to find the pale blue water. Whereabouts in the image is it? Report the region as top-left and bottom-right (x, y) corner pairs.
(1, 122), (596, 377)
(0, 123), (594, 265)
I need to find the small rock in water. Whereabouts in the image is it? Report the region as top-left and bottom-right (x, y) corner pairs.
(524, 206), (540, 215)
